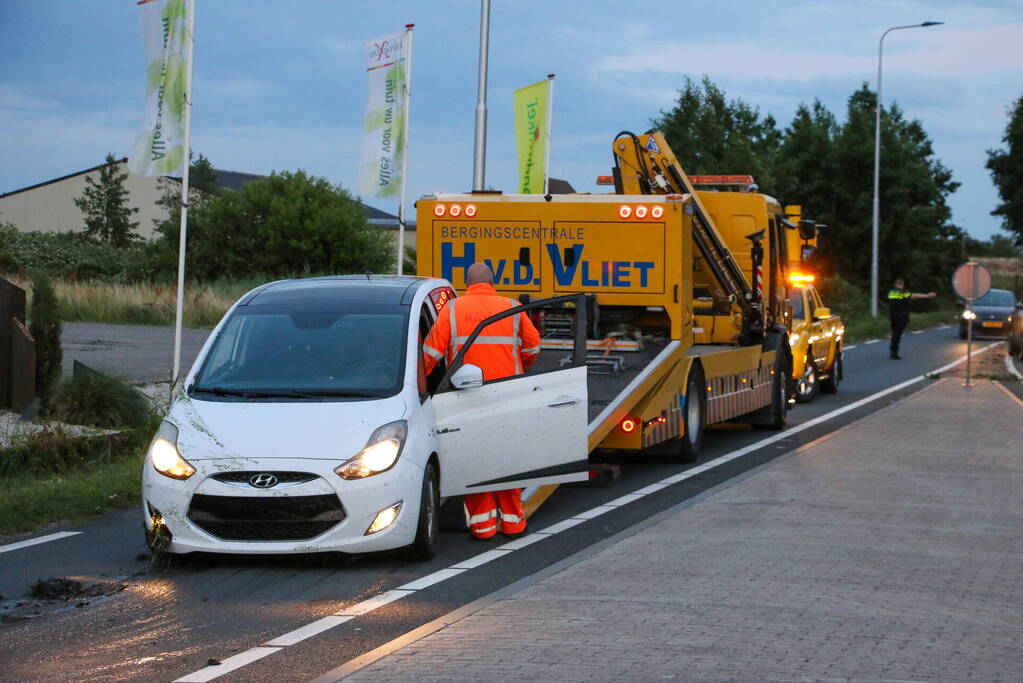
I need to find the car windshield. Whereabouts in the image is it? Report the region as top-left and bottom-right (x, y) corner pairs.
(191, 303), (408, 399)
(973, 289), (1014, 307)
(789, 289), (805, 319)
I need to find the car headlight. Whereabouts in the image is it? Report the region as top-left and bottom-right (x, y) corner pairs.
(335, 420), (408, 480)
(789, 333), (800, 347)
(147, 421), (196, 480)
(962, 310), (977, 320)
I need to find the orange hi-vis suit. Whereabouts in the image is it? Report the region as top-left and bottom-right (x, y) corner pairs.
(423, 282), (541, 539)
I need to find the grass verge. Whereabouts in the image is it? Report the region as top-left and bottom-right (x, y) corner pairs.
(0, 448), (144, 537)
(842, 308), (959, 344)
(7, 275), (269, 328)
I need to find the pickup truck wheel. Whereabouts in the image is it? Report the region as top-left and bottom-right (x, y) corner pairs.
(408, 462), (439, 560)
(820, 347), (842, 394)
(795, 355), (819, 403)
(671, 365), (706, 463)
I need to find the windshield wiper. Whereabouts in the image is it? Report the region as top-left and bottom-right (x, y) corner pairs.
(288, 390), (385, 398)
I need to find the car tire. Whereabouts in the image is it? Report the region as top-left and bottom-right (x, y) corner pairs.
(820, 347), (841, 394)
(795, 355), (819, 404)
(669, 364), (706, 464)
(753, 346), (789, 431)
(408, 462), (439, 560)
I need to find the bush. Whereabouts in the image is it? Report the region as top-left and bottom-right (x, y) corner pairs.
(1, 227), (155, 281)
(30, 270), (63, 400)
(48, 369), (153, 429)
(154, 170), (394, 280)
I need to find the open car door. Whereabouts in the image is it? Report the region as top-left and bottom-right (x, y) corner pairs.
(432, 294), (589, 497)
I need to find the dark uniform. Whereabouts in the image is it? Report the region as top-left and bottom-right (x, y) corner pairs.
(886, 288), (913, 358)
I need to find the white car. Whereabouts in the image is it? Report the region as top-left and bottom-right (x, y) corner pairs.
(142, 276), (589, 559)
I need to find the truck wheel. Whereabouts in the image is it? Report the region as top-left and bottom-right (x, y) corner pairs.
(820, 347), (842, 394)
(753, 349), (788, 431)
(671, 365), (706, 463)
(408, 462), (439, 560)
(795, 355), (819, 403)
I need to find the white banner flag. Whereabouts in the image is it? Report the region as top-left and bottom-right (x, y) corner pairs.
(129, 0), (189, 177)
(358, 32), (408, 199)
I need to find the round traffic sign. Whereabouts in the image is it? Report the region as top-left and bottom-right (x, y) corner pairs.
(951, 261), (992, 301)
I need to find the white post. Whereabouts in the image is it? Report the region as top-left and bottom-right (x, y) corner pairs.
(171, 0), (196, 388)
(543, 73), (554, 197)
(396, 23), (414, 275)
(472, 0), (491, 191)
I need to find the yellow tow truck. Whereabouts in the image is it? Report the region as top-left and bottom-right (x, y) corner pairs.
(417, 131), (802, 514)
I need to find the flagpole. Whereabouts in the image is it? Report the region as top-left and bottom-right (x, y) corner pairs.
(172, 0), (195, 388)
(543, 73), (554, 196)
(396, 23), (414, 275)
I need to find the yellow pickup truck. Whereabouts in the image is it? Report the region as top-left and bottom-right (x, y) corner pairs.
(787, 274), (844, 402)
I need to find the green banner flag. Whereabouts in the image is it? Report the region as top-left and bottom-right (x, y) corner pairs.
(129, 0), (189, 177)
(514, 80), (549, 194)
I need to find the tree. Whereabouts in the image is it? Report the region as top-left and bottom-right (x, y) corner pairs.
(73, 153), (140, 247)
(986, 94), (1023, 245)
(157, 170), (393, 280)
(653, 77), (782, 192)
(150, 153), (221, 274)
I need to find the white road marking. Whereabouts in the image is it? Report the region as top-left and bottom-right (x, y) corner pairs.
(0, 531), (81, 555)
(176, 341), (1003, 683)
(1005, 353), (1023, 380)
(337, 590), (412, 616)
(265, 617), (354, 647)
(174, 647), (282, 682)
(911, 330), (925, 335)
(864, 339), (881, 345)
(843, 345), (857, 351)
(398, 568), (466, 591)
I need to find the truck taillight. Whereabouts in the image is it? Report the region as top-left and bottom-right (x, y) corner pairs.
(618, 205), (632, 219)
(620, 417), (638, 433)
(449, 204), (462, 217)
(651, 206), (664, 219)
(618, 204), (663, 221)
(433, 204), (446, 217)
(635, 205), (649, 219)
(464, 204), (477, 217)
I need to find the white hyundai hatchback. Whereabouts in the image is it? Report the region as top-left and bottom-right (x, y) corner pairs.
(142, 276), (588, 559)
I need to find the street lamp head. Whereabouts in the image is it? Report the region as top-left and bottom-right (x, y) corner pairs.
(920, 21), (944, 27)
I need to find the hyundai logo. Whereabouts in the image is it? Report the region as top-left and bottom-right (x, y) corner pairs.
(249, 473), (279, 489)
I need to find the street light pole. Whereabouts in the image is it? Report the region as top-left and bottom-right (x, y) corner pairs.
(871, 21), (943, 318)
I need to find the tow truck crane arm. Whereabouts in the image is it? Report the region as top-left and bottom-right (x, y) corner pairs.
(610, 131), (765, 341)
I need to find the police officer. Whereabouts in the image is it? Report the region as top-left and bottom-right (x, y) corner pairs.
(422, 263), (541, 539)
(886, 278), (936, 359)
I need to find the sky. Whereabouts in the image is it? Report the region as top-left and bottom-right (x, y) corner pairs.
(1, 0), (1021, 240)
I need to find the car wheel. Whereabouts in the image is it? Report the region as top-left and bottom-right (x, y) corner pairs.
(408, 462), (439, 560)
(795, 355), (819, 403)
(820, 347), (841, 394)
(669, 364), (706, 463)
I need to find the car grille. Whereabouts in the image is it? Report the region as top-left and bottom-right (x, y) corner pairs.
(187, 494), (345, 541)
(211, 471), (319, 485)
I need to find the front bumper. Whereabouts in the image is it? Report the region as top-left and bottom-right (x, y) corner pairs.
(142, 456), (424, 555)
(961, 318), (1010, 336)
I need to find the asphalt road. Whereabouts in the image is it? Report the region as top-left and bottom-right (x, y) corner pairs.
(0, 326), (1015, 682)
(61, 322), (213, 382)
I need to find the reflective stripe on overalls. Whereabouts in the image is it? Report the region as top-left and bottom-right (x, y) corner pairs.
(447, 299), (524, 375)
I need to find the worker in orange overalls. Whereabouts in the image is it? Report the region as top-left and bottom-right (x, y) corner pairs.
(423, 262), (541, 540)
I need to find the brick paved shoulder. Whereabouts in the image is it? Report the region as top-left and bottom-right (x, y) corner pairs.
(345, 379), (1023, 682)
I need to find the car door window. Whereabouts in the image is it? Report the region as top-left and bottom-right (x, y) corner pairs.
(789, 289), (805, 320)
(419, 300), (447, 396)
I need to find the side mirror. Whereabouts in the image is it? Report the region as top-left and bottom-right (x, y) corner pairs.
(450, 364), (484, 390)
(813, 307), (831, 320)
(798, 219), (817, 241)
